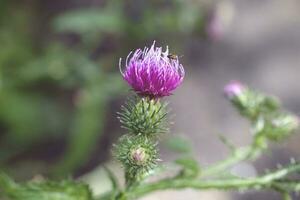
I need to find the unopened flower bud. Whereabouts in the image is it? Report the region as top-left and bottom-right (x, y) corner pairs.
(224, 81), (245, 100)
(224, 81), (281, 121)
(113, 135), (158, 179)
(130, 147), (148, 166)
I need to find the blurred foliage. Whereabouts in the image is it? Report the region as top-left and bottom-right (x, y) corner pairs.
(52, 0), (207, 49)
(0, 0), (208, 179)
(0, 1), (125, 177)
(0, 173), (92, 200)
(164, 136), (192, 154)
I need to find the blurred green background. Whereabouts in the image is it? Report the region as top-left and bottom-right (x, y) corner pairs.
(0, 0), (211, 178)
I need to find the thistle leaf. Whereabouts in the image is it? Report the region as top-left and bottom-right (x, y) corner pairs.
(0, 173), (92, 200)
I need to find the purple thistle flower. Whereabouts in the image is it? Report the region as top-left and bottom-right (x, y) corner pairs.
(119, 42), (185, 98)
(206, 10), (224, 41)
(224, 81), (245, 99)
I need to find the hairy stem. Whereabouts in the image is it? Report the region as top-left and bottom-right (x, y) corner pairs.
(201, 145), (261, 178)
(126, 163), (300, 199)
(96, 163), (300, 200)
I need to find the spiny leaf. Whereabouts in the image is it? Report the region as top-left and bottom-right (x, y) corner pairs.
(175, 157), (200, 178)
(0, 173), (92, 200)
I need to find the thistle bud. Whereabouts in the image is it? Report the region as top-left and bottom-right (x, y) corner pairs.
(118, 97), (168, 137)
(113, 135), (158, 181)
(224, 81), (245, 100)
(224, 81), (280, 120)
(224, 81), (254, 117)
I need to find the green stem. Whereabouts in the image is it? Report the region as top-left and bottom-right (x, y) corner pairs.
(281, 192), (292, 200)
(272, 185), (293, 200)
(96, 163), (300, 200)
(201, 146), (260, 177)
(0, 173), (16, 195)
(129, 163), (300, 199)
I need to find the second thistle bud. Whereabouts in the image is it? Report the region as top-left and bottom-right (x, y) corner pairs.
(224, 81), (280, 120)
(224, 81), (245, 100)
(113, 134), (159, 182)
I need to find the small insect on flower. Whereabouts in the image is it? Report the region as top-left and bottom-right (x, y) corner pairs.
(167, 54), (184, 61)
(119, 42), (185, 98)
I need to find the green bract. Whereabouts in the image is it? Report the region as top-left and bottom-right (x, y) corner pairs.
(257, 114), (299, 141)
(118, 97), (168, 137)
(231, 88), (280, 121)
(113, 134), (158, 182)
(226, 84), (299, 146)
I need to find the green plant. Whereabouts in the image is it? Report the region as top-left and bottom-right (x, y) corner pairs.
(1, 42), (300, 200)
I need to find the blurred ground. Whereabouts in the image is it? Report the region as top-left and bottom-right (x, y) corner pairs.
(146, 0), (300, 199)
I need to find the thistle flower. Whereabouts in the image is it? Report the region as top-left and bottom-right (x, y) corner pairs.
(206, 10), (224, 41)
(205, 1), (235, 41)
(119, 42), (185, 98)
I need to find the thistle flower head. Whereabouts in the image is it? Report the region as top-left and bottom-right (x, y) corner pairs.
(206, 10), (224, 41)
(119, 42), (185, 98)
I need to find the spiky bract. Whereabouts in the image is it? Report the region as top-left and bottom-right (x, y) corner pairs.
(255, 113), (299, 141)
(113, 134), (158, 181)
(118, 97), (168, 137)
